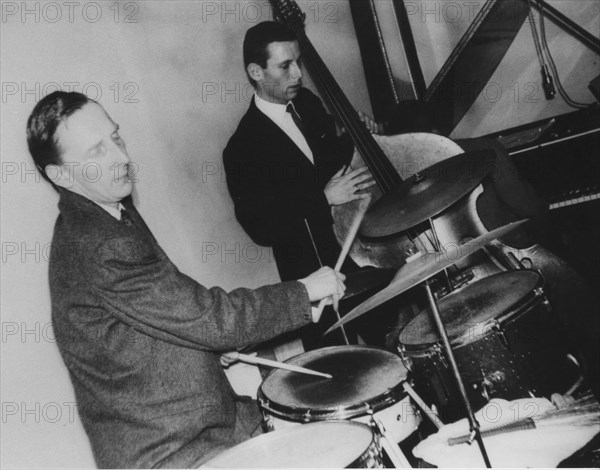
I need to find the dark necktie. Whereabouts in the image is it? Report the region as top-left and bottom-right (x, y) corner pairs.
(120, 208), (133, 227)
(286, 103), (311, 143)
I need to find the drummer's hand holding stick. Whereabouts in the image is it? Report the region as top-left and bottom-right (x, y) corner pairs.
(312, 197), (372, 333)
(220, 266), (345, 376)
(299, 266), (347, 323)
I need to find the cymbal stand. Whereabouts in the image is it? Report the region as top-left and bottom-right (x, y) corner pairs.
(428, 217), (453, 293)
(423, 280), (492, 468)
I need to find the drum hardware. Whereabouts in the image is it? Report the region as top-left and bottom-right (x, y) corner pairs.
(424, 268), (475, 300)
(422, 279), (492, 467)
(368, 411), (413, 468)
(402, 381), (444, 430)
(325, 219), (529, 334)
(399, 270), (583, 426)
(479, 370), (507, 398)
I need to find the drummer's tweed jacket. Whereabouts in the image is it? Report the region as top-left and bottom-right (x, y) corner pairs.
(49, 189), (312, 468)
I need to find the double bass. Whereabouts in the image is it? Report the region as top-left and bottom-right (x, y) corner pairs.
(269, 0), (497, 275)
(269, 0), (580, 300)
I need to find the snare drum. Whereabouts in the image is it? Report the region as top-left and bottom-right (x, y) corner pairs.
(258, 345), (420, 443)
(398, 271), (579, 421)
(201, 421), (383, 468)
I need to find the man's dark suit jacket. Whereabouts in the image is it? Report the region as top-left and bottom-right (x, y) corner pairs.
(49, 190), (312, 468)
(223, 88), (355, 282)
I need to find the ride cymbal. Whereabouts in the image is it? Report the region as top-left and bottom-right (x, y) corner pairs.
(361, 150), (496, 238)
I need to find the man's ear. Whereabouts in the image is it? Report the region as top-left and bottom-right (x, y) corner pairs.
(45, 164), (73, 189)
(247, 63), (264, 83)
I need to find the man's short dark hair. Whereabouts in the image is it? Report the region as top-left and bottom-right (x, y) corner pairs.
(26, 91), (92, 186)
(243, 21), (297, 81)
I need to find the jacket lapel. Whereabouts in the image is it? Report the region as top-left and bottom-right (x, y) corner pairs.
(246, 98), (318, 172)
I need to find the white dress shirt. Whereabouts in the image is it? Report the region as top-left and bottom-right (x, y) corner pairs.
(96, 202), (126, 220)
(254, 93), (314, 164)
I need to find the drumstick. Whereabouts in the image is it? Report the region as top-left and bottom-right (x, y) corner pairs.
(232, 352), (332, 379)
(403, 382), (444, 429)
(314, 197), (372, 321)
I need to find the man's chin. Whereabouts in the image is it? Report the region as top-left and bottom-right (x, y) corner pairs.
(286, 83), (301, 97)
(119, 181), (134, 198)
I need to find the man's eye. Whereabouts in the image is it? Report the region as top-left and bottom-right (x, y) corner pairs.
(91, 144), (106, 157)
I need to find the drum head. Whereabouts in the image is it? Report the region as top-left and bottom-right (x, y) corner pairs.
(400, 271), (541, 347)
(260, 346), (408, 419)
(201, 421), (375, 468)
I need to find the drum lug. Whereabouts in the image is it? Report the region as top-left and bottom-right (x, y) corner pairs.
(479, 370), (506, 400)
(533, 287), (552, 312)
(432, 344), (448, 368)
(490, 320), (510, 349)
(259, 398), (275, 432)
(397, 345), (414, 371)
(302, 410), (311, 423)
(365, 406), (378, 430)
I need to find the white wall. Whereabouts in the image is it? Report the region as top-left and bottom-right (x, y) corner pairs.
(0, 1), (371, 467)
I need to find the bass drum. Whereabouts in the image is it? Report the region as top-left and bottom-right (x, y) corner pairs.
(398, 271), (581, 422)
(201, 421), (383, 468)
(258, 345), (420, 443)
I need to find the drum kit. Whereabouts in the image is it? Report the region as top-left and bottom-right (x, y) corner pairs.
(204, 151), (585, 468)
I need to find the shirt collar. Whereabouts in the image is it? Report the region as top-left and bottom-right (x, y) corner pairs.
(254, 92), (292, 121)
(96, 202), (126, 220)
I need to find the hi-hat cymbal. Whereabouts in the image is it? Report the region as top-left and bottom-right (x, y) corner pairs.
(361, 150), (496, 238)
(325, 219), (528, 334)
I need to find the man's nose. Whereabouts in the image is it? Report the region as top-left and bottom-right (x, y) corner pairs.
(291, 63), (302, 80)
(111, 141), (130, 163)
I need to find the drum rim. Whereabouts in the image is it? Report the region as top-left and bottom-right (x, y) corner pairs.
(202, 421), (381, 468)
(258, 345), (409, 422)
(399, 271), (544, 351)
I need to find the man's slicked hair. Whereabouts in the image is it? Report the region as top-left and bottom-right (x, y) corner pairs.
(243, 21), (297, 81)
(26, 91), (93, 186)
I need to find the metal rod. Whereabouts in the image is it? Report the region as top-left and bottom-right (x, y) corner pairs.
(429, 218), (453, 293)
(374, 417), (412, 468)
(423, 282), (491, 467)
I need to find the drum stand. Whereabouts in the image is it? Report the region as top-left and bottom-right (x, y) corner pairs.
(420, 218), (492, 467)
(369, 414), (412, 468)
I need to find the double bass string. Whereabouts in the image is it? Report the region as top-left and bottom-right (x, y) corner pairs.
(294, 31), (400, 192)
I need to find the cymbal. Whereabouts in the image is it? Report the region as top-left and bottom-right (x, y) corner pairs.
(325, 219), (528, 334)
(342, 267), (396, 301)
(361, 150), (496, 238)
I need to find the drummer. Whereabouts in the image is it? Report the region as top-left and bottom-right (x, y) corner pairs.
(26, 91), (347, 468)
